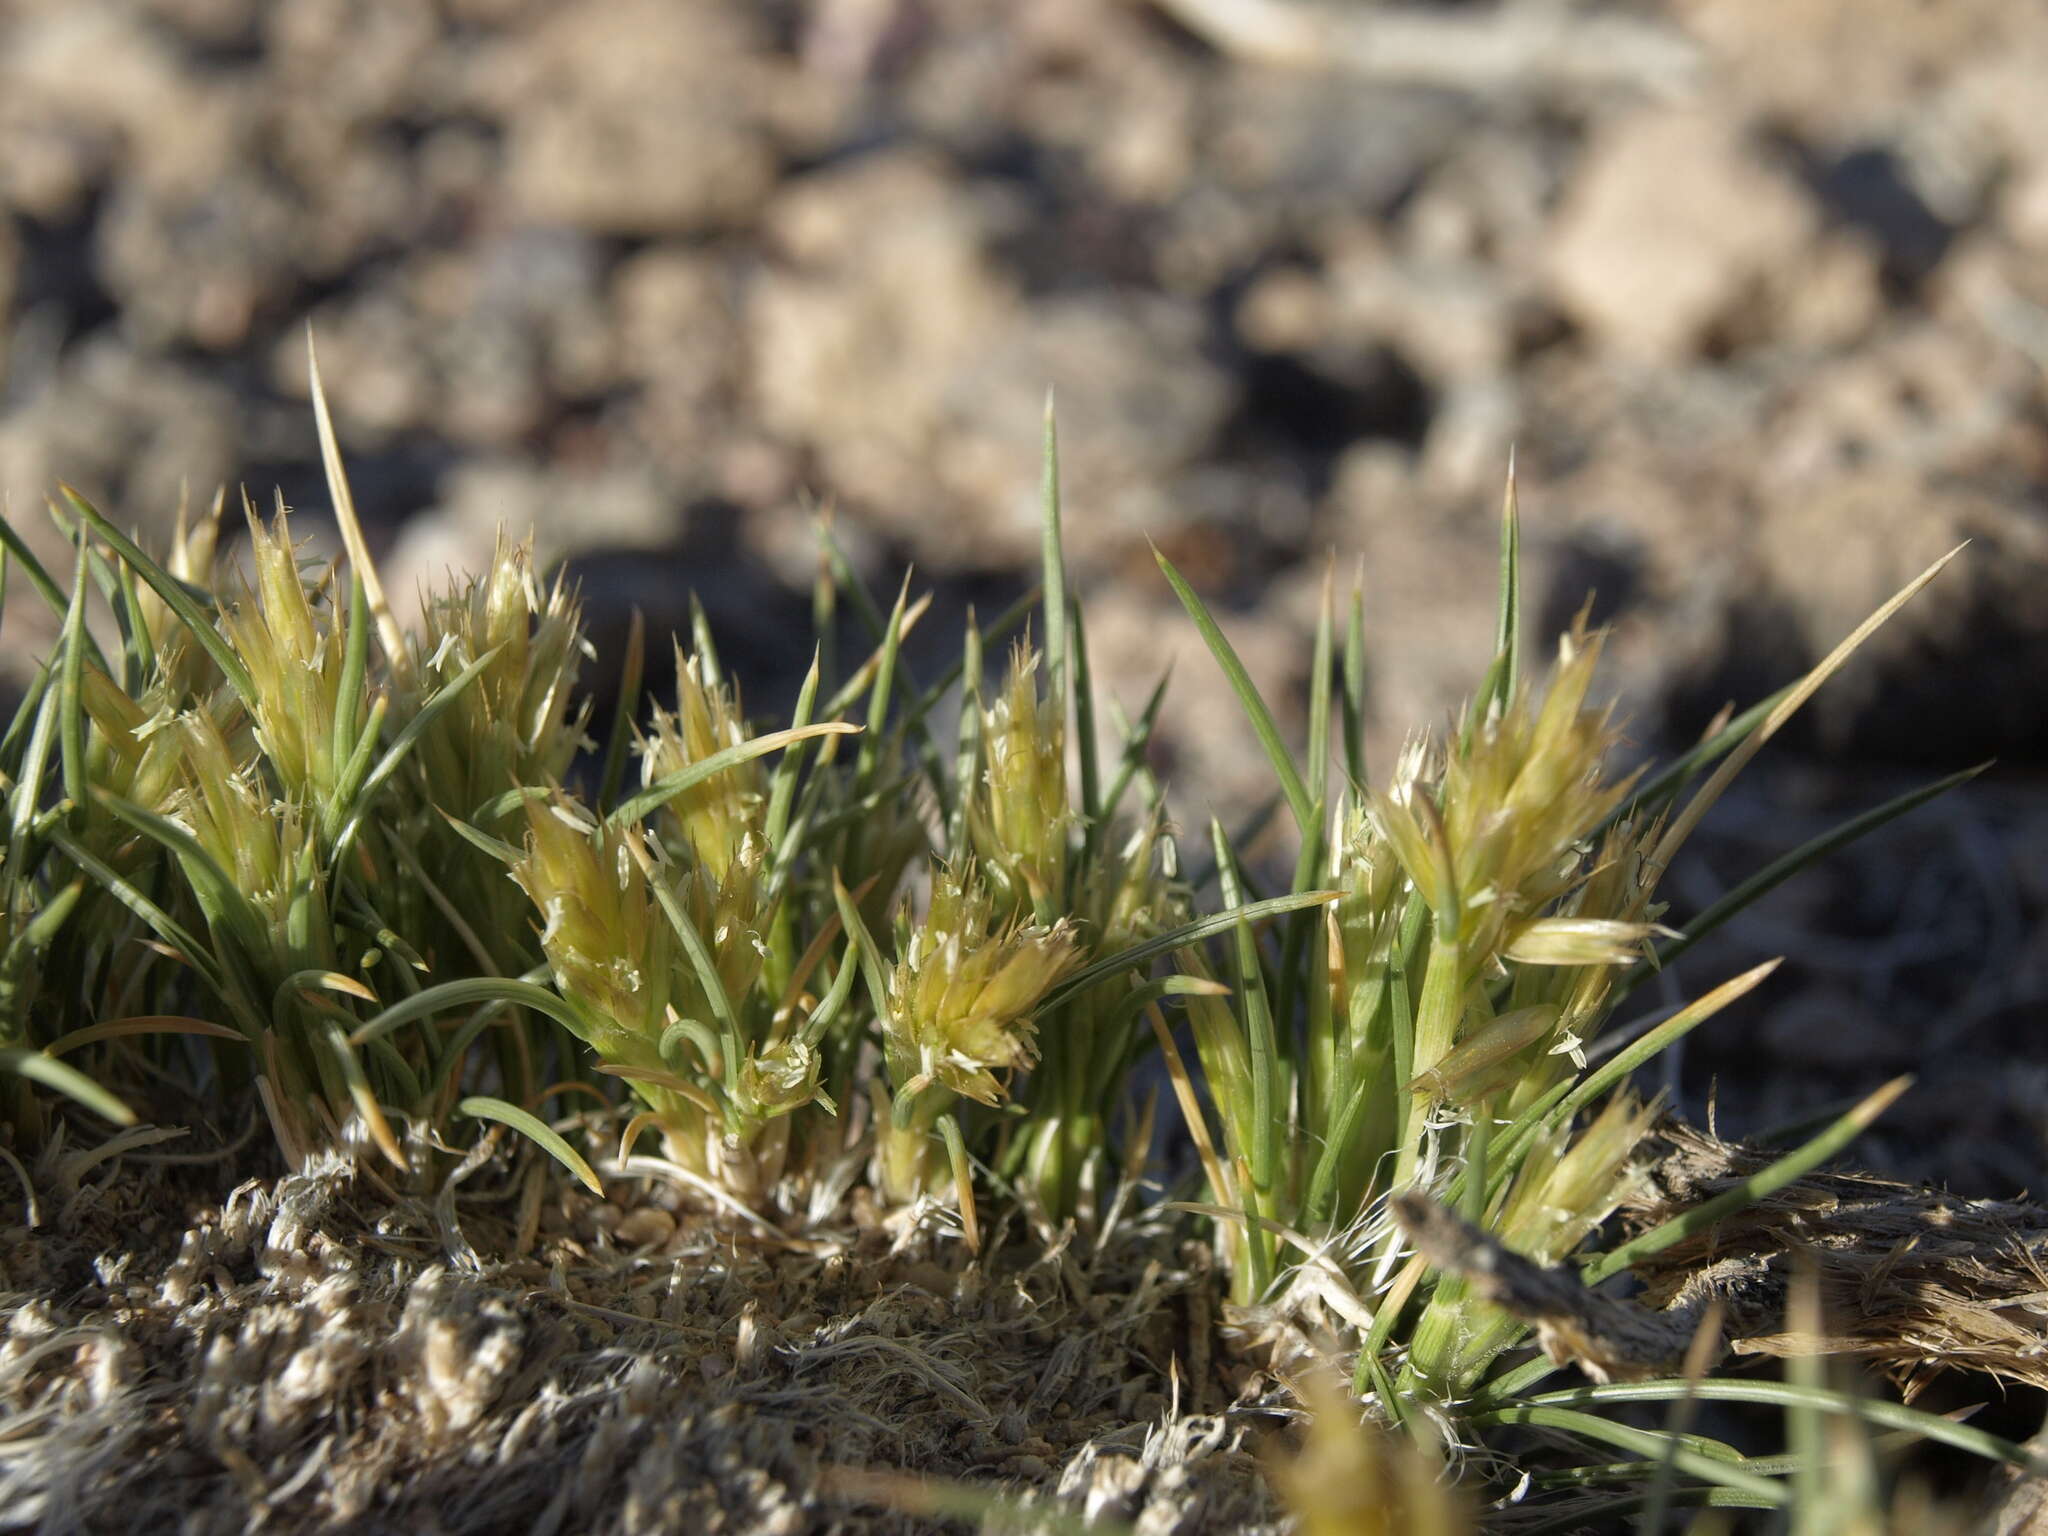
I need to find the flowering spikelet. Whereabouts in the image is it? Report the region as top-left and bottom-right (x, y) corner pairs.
(167, 710), (319, 930)
(1371, 623), (1635, 971)
(640, 645), (765, 883)
(1499, 1093), (1660, 1265)
(407, 534), (591, 818)
(1407, 1093), (1660, 1393)
(509, 792), (666, 1061)
(131, 489), (226, 704)
(1368, 623), (1645, 1103)
(217, 501), (362, 808)
(968, 645), (1073, 915)
(509, 789), (796, 1155)
(76, 667), (186, 830)
(884, 863), (1080, 1107)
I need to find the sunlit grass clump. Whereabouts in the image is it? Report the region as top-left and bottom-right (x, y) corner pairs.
(0, 359), (2007, 1528)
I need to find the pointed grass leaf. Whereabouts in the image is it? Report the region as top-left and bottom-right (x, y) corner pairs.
(1622, 763), (1987, 998)
(349, 976), (598, 1050)
(1473, 960), (1783, 1208)
(1652, 545), (1963, 874)
(1041, 394), (1068, 712)
(0, 1047), (137, 1125)
(45, 823), (226, 1000)
(0, 511), (72, 628)
(456, 1094), (603, 1194)
(1581, 1076), (1911, 1287)
(330, 571), (372, 791)
(1153, 542), (1315, 837)
(327, 642), (507, 863)
(606, 722), (857, 830)
(318, 1018), (406, 1170)
(56, 531), (90, 814)
(309, 332), (409, 683)
(595, 607), (648, 814)
(45, 1016), (246, 1055)
(1524, 1380), (2042, 1476)
(1032, 888), (1340, 1018)
(62, 486), (256, 709)
(1465, 1405), (1787, 1508)
(435, 807), (525, 868)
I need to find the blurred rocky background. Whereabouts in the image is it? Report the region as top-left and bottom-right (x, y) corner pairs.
(2, 0), (2045, 1190)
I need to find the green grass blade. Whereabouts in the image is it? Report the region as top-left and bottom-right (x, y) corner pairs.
(1466, 1404), (1786, 1507)
(688, 592), (723, 692)
(764, 648), (822, 860)
(1528, 1379), (2041, 1473)
(1213, 819), (1280, 1200)
(1341, 563), (1367, 788)
(0, 513), (82, 631)
(799, 944), (865, 1050)
(1606, 688), (1791, 835)
(330, 571), (371, 791)
(350, 976), (596, 1049)
(812, 534), (948, 792)
(1621, 764), (1985, 998)
(85, 792), (254, 956)
(56, 538), (91, 815)
(1652, 546), (1962, 874)
(595, 607), (648, 815)
(1070, 584), (1101, 829)
(882, 585), (1038, 735)
(110, 556), (152, 696)
(1307, 561), (1334, 808)
(309, 333), (409, 684)
(318, 1018), (406, 1170)
(1097, 666), (1171, 834)
(328, 643), (507, 860)
(606, 722), (857, 830)
(1, 660), (53, 766)
(0, 1047), (137, 1125)
(1035, 888), (1338, 1017)
(1153, 543), (1315, 836)
(640, 854), (741, 1062)
(325, 696), (391, 844)
(855, 575), (912, 793)
(946, 614), (984, 859)
(829, 874), (895, 1022)
(457, 1094), (603, 1194)
(9, 670), (61, 867)
(1040, 394), (1067, 717)
(45, 824), (225, 998)
(63, 487), (256, 708)
(16, 876), (85, 954)
(1495, 459), (1521, 705)
(1301, 1069), (1373, 1227)
(436, 807), (525, 867)
(1476, 960), (1783, 1203)
(1582, 1076), (1910, 1286)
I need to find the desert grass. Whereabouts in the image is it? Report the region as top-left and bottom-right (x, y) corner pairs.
(0, 357), (2035, 1530)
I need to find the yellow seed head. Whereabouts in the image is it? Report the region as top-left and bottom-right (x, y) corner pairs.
(884, 863), (1081, 1106)
(641, 646), (765, 883)
(218, 501), (360, 806)
(969, 645), (1073, 912)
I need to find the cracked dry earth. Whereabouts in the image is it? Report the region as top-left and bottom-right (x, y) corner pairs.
(0, 1118), (1289, 1536)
